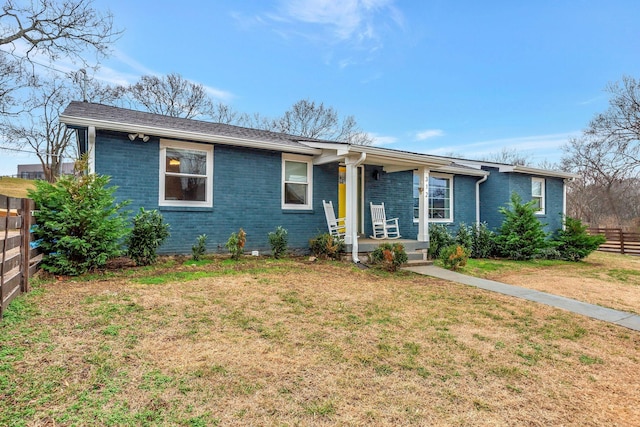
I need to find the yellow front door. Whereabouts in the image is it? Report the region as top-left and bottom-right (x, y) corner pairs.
(338, 166), (346, 219)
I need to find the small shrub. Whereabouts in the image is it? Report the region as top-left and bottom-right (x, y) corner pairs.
(428, 223), (454, 259)
(192, 234), (208, 261)
(440, 244), (470, 271)
(370, 243), (408, 272)
(225, 228), (246, 260)
(268, 226), (288, 259)
(309, 233), (345, 260)
(553, 217), (606, 261)
(455, 223), (473, 252)
(471, 222), (497, 259)
(495, 192), (548, 260)
(127, 208), (170, 266)
(29, 173), (130, 275)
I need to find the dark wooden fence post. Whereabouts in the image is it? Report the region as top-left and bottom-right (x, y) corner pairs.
(20, 198), (32, 293)
(0, 195), (9, 319)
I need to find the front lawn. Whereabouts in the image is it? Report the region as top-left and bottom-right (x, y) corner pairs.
(1, 257), (638, 425)
(460, 251), (640, 314)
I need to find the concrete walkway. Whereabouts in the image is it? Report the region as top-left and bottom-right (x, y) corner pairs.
(404, 264), (640, 332)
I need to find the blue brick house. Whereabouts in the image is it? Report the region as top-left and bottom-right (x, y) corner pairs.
(60, 102), (576, 261)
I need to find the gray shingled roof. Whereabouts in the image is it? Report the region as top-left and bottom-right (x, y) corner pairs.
(60, 101), (336, 148)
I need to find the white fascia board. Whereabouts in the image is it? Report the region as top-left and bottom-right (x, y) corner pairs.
(302, 140), (454, 167)
(356, 146), (452, 166)
(60, 115), (322, 155)
(498, 165), (579, 179)
(433, 165), (489, 176)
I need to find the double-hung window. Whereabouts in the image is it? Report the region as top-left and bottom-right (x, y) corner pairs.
(413, 171), (453, 222)
(531, 177), (545, 215)
(282, 154), (313, 210)
(159, 139), (213, 207)
(429, 174), (453, 221)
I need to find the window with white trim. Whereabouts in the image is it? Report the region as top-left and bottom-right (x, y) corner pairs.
(282, 154), (313, 210)
(531, 177), (545, 215)
(159, 140), (213, 207)
(413, 171), (453, 222)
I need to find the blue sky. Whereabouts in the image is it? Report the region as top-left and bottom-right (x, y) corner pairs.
(2, 0), (640, 175)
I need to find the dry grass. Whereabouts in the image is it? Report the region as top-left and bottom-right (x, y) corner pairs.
(467, 252), (640, 314)
(0, 177), (36, 198)
(1, 257), (639, 426)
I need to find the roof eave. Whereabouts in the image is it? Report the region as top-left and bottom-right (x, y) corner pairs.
(498, 165), (579, 179)
(301, 141), (453, 167)
(60, 115), (322, 155)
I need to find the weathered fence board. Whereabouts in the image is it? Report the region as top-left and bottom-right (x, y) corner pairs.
(0, 196), (41, 319)
(588, 228), (640, 256)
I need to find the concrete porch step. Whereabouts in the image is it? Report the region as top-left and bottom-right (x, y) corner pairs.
(405, 250), (433, 267)
(405, 258), (434, 267)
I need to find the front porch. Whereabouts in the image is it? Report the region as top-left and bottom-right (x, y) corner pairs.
(345, 237), (431, 266)
(346, 237), (429, 253)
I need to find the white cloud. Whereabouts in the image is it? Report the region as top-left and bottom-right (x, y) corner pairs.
(369, 132), (398, 146)
(270, 0), (403, 45)
(422, 131), (580, 162)
(415, 129), (445, 141)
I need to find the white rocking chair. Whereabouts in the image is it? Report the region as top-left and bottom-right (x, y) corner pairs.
(369, 202), (400, 239)
(322, 200), (346, 239)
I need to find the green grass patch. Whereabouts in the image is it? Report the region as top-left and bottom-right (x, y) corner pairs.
(607, 268), (640, 285)
(579, 354), (604, 365)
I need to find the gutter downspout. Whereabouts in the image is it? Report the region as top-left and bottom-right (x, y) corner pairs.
(562, 177), (574, 230)
(350, 152), (366, 264)
(475, 174), (488, 225)
(87, 126), (96, 174)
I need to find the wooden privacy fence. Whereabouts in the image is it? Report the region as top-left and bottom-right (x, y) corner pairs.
(1, 195), (42, 319)
(588, 228), (640, 256)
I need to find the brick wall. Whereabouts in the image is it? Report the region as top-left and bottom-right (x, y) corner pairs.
(94, 130), (567, 253)
(95, 131), (337, 254)
(479, 167), (565, 234)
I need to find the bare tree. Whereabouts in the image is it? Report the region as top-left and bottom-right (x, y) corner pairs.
(122, 73), (241, 122)
(0, 0), (120, 114)
(245, 99), (372, 144)
(586, 76), (640, 159)
(1, 72), (118, 181)
(562, 76), (640, 228)
(563, 134), (640, 227)
(481, 147), (531, 166)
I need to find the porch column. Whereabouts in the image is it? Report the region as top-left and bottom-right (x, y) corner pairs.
(417, 166), (429, 242)
(345, 153), (366, 262)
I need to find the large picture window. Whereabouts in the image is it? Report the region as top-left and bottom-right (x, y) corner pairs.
(532, 177), (545, 215)
(282, 154), (313, 210)
(413, 172), (453, 222)
(159, 140), (213, 207)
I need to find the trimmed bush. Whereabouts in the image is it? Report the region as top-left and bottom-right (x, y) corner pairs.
(309, 233), (345, 260)
(455, 223), (473, 252)
(440, 244), (470, 271)
(495, 192), (548, 260)
(225, 228), (246, 260)
(370, 242), (408, 272)
(29, 173), (129, 275)
(471, 222), (497, 259)
(553, 217), (606, 261)
(268, 226), (288, 259)
(428, 223), (454, 259)
(126, 208), (170, 266)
